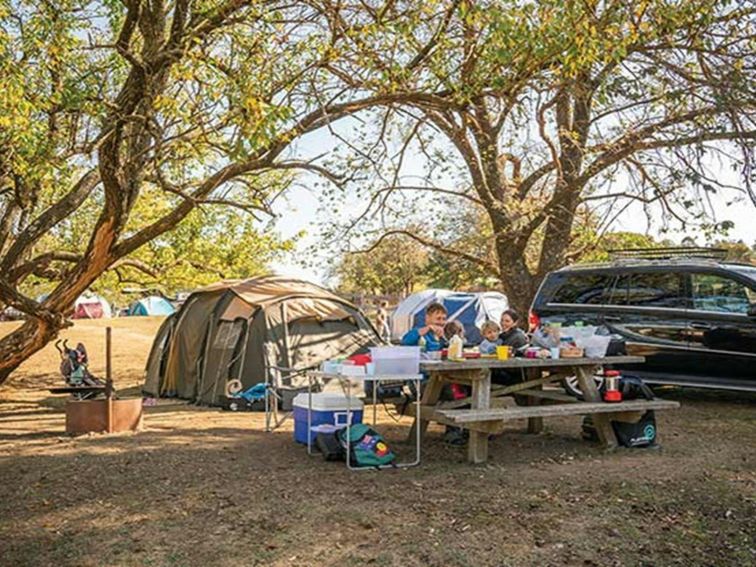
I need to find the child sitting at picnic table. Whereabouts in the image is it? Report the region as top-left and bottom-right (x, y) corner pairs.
(443, 320), (464, 342)
(400, 302), (447, 351)
(478, 320), (501, 354)
(443, 320), (465, 358)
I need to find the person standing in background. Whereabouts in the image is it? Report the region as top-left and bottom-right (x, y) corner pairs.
(375, 300), (392, 342)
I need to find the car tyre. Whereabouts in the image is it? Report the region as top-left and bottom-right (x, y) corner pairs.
(562, 373), (604, 398)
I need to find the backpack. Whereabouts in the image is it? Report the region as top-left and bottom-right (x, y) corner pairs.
(618, 375), (656, 401)
(315, 430), (346, 461)
(337, 424), (396, 468)
(612, 411), (657, 448)
(587, 375), (658, 448)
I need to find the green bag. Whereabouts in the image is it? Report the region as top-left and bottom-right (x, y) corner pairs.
(337, 424), (396, 468)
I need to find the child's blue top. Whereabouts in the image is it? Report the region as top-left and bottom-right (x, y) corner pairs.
(478, 338), (501, 355)
(401, 327), (444, 351)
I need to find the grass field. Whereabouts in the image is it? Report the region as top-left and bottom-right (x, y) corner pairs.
(0, 318), (754, 566)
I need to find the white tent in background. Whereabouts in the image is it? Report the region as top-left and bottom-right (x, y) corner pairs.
(390, 289), (509, 344)
(35, 292), (113, 319)
(73, 293), (112, 319)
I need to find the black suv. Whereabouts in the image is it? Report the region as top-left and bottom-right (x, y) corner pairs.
(529, 249), (756, 392)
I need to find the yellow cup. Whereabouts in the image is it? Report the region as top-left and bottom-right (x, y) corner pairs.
(496, 345), (510, 360)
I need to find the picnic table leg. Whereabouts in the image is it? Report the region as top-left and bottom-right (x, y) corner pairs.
(467, 369), (491, 464)
(525, 368), (544, 434)
(408, 373), (443, 441)
(575, 366), (618, 450)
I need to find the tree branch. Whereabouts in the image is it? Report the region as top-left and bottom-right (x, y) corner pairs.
(353, 230), (499, 275)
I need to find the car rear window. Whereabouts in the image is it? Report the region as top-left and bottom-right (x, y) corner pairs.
(691, 272), (753, 314)
(550, 273), (614, 304)
(611, 272), (687, 308)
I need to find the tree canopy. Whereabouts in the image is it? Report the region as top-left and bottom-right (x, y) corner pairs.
(307, 0), (755, 313)
(1, 0), (754, 382)
(0, 0), (394, 382)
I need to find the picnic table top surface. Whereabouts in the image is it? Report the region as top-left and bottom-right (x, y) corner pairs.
(420, 355), (645, 371)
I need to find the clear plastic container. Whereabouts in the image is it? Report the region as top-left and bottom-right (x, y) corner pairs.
(369, 346), (421, 375)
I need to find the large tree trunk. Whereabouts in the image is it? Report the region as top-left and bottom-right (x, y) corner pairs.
(0, 216), (119, 384)
(0, 319), (61, 384)
(491, 221), (539, 324)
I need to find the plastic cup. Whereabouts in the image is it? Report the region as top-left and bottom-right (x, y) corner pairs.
(496, 346), (510, 360)
(550, 347), (560, 359)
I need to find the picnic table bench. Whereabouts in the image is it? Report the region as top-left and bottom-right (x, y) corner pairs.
(411, 356), (680, 464)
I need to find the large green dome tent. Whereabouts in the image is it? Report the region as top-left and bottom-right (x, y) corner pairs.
(142, 275), (381, 405)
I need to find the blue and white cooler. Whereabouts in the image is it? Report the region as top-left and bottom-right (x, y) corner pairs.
(292, 393), (364, 445)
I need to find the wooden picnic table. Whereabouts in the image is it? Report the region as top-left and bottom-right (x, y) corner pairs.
(410, 356), (680, 464)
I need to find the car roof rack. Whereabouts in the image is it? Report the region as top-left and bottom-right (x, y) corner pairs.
(608, 247), (729, 262)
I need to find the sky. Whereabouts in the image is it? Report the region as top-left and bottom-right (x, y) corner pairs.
(269, 126), (756, 287)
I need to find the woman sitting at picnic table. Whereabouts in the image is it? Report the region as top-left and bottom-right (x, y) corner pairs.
(491, 308), (530, 386)
(499, 309), (529, 352)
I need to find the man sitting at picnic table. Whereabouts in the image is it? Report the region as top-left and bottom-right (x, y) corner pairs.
(400, 302), (469, 446)
(400, 301), (446, 351)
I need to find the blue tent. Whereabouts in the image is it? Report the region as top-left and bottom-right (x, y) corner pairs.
(391, 289), (509, 345)
(128, 296), (175, 316)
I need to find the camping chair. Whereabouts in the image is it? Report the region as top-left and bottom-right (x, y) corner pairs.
(264, 363), (317, 432)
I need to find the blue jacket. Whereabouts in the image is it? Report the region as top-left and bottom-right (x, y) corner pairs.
(478, 338), (501, 355)
(401, 327), (444, 351)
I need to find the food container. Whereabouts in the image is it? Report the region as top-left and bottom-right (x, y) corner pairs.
(525, 347), (540, 359)
(422, 351), (442, 361)
(559, 346), (584, 358)
(577, 335), (612, 358)
(321, 360), (341, 374)
(369, 346), (421, 375)
(339, 364), (366, 376)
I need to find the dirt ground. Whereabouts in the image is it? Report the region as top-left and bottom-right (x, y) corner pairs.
(0, 318), (754, 567)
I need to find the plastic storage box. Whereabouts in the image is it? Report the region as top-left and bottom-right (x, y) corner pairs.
(369, 346), (421, 375)
(292, 393), (364, 444)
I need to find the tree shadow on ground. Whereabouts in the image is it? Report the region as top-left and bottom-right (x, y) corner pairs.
(1, 413), (753, 567)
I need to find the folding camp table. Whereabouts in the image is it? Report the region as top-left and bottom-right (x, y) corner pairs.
(306, 371), (423, 470)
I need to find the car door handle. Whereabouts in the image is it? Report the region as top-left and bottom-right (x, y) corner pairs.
(690, 322), (712, 330)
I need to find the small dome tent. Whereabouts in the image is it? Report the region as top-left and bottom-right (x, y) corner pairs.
(128, 296), (175, 316)
(73, 293), (112, 319)
(391, 289), (508, 344)
(142, 275), (382, 405)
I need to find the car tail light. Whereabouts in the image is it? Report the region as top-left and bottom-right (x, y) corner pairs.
(528, 309), (540, 331)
